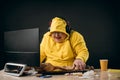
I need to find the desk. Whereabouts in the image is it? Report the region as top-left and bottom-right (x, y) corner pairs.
(0, 69), (120, 80)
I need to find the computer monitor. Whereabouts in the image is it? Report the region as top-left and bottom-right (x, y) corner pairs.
(4, 27), (40, 67)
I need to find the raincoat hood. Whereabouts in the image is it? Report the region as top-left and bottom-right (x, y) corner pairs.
(50, 17), (69, 37)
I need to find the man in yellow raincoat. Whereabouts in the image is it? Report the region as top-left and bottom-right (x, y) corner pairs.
(40, 17), (89, 70)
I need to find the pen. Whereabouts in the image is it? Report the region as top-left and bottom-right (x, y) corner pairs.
(40, 75), (52, 78)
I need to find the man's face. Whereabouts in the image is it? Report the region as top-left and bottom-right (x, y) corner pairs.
(51, 32), (67, 43)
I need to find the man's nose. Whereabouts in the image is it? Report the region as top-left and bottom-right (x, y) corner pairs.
(55, 33), (59, 36)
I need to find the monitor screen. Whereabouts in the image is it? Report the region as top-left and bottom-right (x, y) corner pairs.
(4, 28), (40, 67)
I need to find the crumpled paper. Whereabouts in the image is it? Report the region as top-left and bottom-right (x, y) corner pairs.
(80, 70), (95, 79)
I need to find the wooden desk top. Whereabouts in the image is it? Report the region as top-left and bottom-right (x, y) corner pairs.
(0, 69), (120, 80)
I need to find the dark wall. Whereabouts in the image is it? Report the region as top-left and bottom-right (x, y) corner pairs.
(0, 2), (4, 69)
(0, 0), (120, 69)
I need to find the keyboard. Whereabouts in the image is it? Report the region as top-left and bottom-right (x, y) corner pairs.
(41, 70), (87, 75)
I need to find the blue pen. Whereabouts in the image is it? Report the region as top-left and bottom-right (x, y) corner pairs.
(40, 75), (52, 78)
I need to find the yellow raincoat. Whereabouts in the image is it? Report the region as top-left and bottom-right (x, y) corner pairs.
(40, 17), (89, 67)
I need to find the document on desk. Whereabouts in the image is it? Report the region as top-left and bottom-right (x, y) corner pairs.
(108, 69), (120, 72)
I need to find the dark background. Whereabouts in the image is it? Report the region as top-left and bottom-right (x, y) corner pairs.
(0, 0), (120, 70)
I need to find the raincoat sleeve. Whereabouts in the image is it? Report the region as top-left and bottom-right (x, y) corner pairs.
(70, 31), (89, 62)
(40, 33), (48, 63)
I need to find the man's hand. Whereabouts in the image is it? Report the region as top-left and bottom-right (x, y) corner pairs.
(72, 59), (86, 70)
